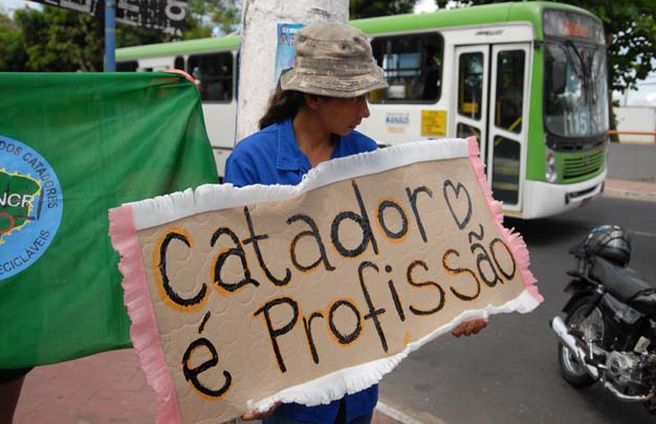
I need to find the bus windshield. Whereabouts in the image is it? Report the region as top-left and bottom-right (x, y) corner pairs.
(544, 40), (609, 139)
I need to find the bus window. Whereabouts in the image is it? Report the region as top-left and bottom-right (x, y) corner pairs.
(117, 61), (138, 72)
(495, 50), (525, 133)
(458, 53), (483, 120)
(174, 56), (185, 71)
(456, 123), (480, 140)
(492, 136), (520, 205)
(457, 123), (484, 163)
(188, 52), (233, 102)
(369, 33), (443, 103)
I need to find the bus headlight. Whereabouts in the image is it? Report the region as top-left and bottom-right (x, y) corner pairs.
(545, 152), (557, 183)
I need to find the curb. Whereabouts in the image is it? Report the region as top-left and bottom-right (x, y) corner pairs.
(376, 402), (431, 424)
(604, 179), (656, 203)
(604, 188), (656, 203)
(375, 401), (448, 424)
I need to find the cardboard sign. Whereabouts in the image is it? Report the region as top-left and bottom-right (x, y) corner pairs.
(109, 138), (542, 423)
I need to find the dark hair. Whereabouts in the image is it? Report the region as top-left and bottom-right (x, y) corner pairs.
(259, 85), (306, 129)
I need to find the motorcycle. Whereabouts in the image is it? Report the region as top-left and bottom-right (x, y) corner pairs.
(551, 225), (656, 412)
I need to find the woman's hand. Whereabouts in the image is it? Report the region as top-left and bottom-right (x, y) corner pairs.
(241, 403), (280, 420)
(452, 318), (488, 337)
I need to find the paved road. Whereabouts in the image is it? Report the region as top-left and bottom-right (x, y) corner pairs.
(13, 195), (655, 424)
(379, 196), (656, 424)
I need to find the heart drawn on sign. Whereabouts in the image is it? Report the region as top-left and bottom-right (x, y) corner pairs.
(443, 180), (472, 230)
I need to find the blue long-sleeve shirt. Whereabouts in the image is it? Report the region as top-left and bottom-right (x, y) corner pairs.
(224, 117), (379, 424)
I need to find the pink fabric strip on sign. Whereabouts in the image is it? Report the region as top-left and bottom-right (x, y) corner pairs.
(465, 137), (543, 304)
(108, 205), (183, 424)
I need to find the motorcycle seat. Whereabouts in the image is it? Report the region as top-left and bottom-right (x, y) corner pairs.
(631, 291), (656, 317)
(590, 257), (655, 304)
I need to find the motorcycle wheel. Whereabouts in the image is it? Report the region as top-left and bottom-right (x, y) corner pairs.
(558, 298), (605, 388)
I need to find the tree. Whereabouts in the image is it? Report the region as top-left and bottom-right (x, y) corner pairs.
(0, 11), (27, 71)
(350, 0), (419, 19)
(187, 0), (240, 37)
(12, 6), (103, 71)
(0, 1), (240, 71)
(116, 26), (171, 48)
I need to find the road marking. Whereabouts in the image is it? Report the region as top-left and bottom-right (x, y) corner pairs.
(539, 218), (655, 240)
(631, 230), (656, 239)
(376, 401), (447, 424)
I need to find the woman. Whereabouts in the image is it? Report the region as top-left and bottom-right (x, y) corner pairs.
(225, 21), (486, 424)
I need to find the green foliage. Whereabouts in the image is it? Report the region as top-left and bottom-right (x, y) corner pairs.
(14, 7), (103, 71)
(350, 0), (418, 19)
(0, 1), (241, 71)
(115, 26), (170, 48)
(0, 12), (26, 71)
(187, 0), (240, 37)
(590, 0), (656, 92)
(434, 0), (656, 92)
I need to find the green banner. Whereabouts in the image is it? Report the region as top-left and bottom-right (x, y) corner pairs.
(0, 72), (218, 368)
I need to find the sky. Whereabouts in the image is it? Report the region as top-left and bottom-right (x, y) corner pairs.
(414, 0), (438, 13)
(0, 0), (37, 12)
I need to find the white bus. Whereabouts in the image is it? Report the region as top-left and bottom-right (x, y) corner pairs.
(117, 2), (610, 219)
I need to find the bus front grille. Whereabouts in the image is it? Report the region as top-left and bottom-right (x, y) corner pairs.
(562, 150), (604, 180)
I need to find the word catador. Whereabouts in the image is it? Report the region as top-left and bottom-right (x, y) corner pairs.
(109, 138), (542, 424)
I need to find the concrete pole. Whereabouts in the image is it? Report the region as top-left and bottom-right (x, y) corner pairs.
(236, 0), (348, 142)
(104, 0), (116, 72)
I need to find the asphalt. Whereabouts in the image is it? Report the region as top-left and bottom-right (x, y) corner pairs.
(11, 177), (656, 424)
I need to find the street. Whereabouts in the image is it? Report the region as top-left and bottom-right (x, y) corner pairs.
(14, 195), (656, 424)
(379, 196), (656, 424)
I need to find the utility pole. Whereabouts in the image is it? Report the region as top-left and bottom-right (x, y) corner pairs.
(235, 0), (349, 141)
(104, 0), (116, 71)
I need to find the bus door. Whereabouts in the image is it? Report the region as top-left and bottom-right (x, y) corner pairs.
(487, 43), (529, 212)
(453, 45), (490, 166)
(453, 43), (530, 212)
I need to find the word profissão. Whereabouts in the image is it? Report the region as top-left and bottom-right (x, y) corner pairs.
(154, 178), (516, 400)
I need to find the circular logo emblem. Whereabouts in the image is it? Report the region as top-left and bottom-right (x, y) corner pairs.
(0, 135), (63, 280)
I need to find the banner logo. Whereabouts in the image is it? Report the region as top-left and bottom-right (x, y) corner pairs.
(0, 136), (63, 280)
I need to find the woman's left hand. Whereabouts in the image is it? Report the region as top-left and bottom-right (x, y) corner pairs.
(452, 318), (488, 337)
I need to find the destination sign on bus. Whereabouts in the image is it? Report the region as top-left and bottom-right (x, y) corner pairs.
(543, 10), (605, 44)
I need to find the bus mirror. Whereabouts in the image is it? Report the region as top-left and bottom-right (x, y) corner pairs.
(552, 61), (567, 94)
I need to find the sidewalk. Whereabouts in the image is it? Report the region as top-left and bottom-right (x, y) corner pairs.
(604, 178), (656, 203)
(13, 349), (401, 424)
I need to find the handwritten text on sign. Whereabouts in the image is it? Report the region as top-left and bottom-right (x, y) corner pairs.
(135, 157), (529, 423)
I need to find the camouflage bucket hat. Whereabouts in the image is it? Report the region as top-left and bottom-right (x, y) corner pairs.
(280, 21), (388, 98)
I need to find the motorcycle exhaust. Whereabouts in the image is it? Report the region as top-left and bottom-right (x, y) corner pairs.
(602, 381), (654, 402)
(551, 316), (600, 380)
